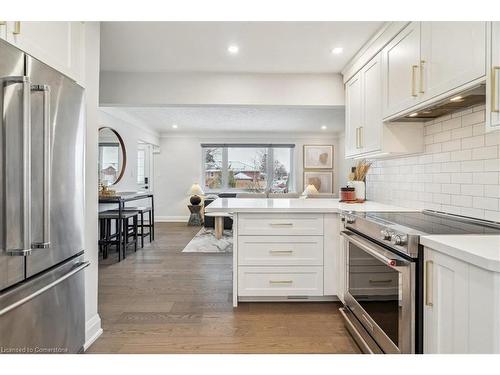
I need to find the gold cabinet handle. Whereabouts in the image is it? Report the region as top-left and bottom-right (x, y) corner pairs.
(269, 223), (293, 227)
(269, 250), (293, 255)
(411, 65), (419, 97)
(425, 260), (434, 307)
(492, 66), (500, 112)
(359, 126), (363, 148)
(419, 60), (426, 94)
(369, 279), (393, 284)
(269, 280), (293, 284)
(355, 127), (360, 149)
(13, 21), (21, 35)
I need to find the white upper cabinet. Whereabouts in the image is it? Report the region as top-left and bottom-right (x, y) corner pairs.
(345, 52), (383, 157)
(361, 53), (383, 154)
(345, 72), (363, 157)
(345, 51), (423, 159)
(420, 22), (486, 102)
(4, 22), (84, 83)
(487, 22), (500, 131)
(381, 22), (488, 120)
(0, 21), (6, 40)
(382, 22), (421, 118)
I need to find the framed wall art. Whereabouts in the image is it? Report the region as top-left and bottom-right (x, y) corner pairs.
(303, 145), (333, 169)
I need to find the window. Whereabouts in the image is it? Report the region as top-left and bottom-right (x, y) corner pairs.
(202, 144), (294, 192)
(203, 147), (223, 190)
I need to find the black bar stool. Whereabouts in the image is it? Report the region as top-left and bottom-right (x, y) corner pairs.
(123, 206), (153, 248)
(98, 210), (139, 261)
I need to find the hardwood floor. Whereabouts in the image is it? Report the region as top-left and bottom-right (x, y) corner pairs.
(87, 222), (360, 354)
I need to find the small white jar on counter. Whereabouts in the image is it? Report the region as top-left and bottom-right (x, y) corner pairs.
(348, 180), (366, 201)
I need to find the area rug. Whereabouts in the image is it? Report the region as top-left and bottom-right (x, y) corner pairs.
(181, 227), (233, 253)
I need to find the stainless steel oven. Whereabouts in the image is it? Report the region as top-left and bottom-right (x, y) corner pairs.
(340, 229), (416, 354)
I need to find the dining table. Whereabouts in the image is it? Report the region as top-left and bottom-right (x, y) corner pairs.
(98, 191), (155, 258)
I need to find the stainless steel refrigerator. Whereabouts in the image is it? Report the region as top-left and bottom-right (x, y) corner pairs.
(0, 39), (88, 353)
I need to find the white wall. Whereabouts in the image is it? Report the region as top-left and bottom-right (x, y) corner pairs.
(83, 21), (102, 350)
(154, 132), (344, 221)
(366, 105), (500, 221)
(100, 71), (345, 107)
(98, 110), (160, 193)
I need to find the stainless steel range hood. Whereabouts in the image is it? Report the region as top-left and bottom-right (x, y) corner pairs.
(397, 84), (486, 122)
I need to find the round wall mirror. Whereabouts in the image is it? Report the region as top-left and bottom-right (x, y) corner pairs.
(98, 127), (126, 186)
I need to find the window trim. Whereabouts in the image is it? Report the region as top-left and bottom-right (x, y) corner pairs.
(201, 144), (295, 193)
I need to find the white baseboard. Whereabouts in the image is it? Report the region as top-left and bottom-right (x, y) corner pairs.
(84, 313), (103, 351)
(155, 216), (189, 222)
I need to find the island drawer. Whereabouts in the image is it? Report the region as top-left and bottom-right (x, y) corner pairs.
(238, 213), (324, 236)
(238, 236), (323, 266)
(238, 266), (324, 296)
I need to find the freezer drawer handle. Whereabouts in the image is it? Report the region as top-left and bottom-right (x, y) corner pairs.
(30, 84), (51, 250)
(1, 76), (32, 256)
(0, 261), (90, 316)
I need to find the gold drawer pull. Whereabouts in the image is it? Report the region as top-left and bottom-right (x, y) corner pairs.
(269, 223), (293, 227)
(411, 64), (419, 97)
(419, 60), (426, 93)
(269, 280), (293, 284)
(13, 21), (21, 35)
(369, 279), (393, 284)
(269, 250), (293, 255)
(492, 66), (500, 112)
(425, 260), (434, 307)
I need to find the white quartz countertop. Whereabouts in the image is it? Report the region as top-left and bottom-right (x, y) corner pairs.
(204, 198), (416, 214)
(421, 235), (500, 273)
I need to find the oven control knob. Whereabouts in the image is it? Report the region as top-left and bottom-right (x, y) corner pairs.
(380, 229), (392, 240)
(391, 234), (407, 246)
(346, 215), (356, 224)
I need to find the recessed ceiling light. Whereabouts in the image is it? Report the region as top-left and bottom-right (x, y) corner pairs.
(408, 112), (419, 117)
(321, 125), (328, 130)
(331, 47), (343, 55)
(172, 124), (178, 129)
(450, 95), (463, 102)
(227, 44), (239, 54)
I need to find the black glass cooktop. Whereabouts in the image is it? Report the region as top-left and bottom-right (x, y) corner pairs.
(363, 210), (500, 235)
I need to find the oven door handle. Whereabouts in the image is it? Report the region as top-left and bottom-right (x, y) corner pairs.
(341, 230), (411, 268)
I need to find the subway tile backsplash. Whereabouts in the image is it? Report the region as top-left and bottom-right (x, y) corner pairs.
(366, 105), (500, 222)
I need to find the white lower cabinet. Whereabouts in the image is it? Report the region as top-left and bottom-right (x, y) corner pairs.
(238, 266), (324, 297)
(238, 236), (323, 266)
(234, 213), (338, 303)
(238, 213), (324, 236)
(337, 219), (347, 304)
(424, 247), (500, 353)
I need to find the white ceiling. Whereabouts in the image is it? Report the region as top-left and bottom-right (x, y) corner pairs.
(100, 22), (383, 73)
(101, 106), (345, 135)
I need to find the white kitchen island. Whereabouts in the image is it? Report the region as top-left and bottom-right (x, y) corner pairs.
(205, 198), (413, 307)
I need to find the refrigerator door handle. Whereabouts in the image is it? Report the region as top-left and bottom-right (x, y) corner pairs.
(30, 84), (51, 250)
(1, 76), (32, 256)
(0, 261), (89, 316)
